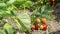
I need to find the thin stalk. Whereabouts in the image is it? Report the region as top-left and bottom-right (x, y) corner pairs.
(24, 5), (26, 13)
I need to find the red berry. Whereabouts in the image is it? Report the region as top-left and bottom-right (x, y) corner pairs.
(43, 24), (48, 30)
(40, 25), (44, 30)
(35, 24), (40, 29)
(36, 18), (41, 23)
(31, 25), (35, 31)
(50, 0), (55, 3)
(41, 18), (46, 24)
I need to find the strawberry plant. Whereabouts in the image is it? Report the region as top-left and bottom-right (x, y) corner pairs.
(31, 0), (54, 31)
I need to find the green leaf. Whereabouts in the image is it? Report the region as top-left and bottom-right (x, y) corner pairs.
(47, 8), (53, 14)
(14, 0), (33, 9)
(0, 3), (7, 7)
(0, 29), (6, 34)
(46, 15), (52, 20)
(23, 1), (34, 8)
(4, 23), (15, 34)
(6, 5), (15, 11)
(14, 0), (26, 6)
(7, 0), (16, 5)
(0, 9), (12, 17)
(42, 14), (51, 20)
(32, 8), (40, 16)
(41, 5), (47, 14)
(17, 12), (31, 32)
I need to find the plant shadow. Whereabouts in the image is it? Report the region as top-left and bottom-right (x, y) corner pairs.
(53, 3), (60, 22)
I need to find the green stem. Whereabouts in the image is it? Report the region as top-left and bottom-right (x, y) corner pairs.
(24, 5), (25, 13)
(13, 16), (25, 32)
